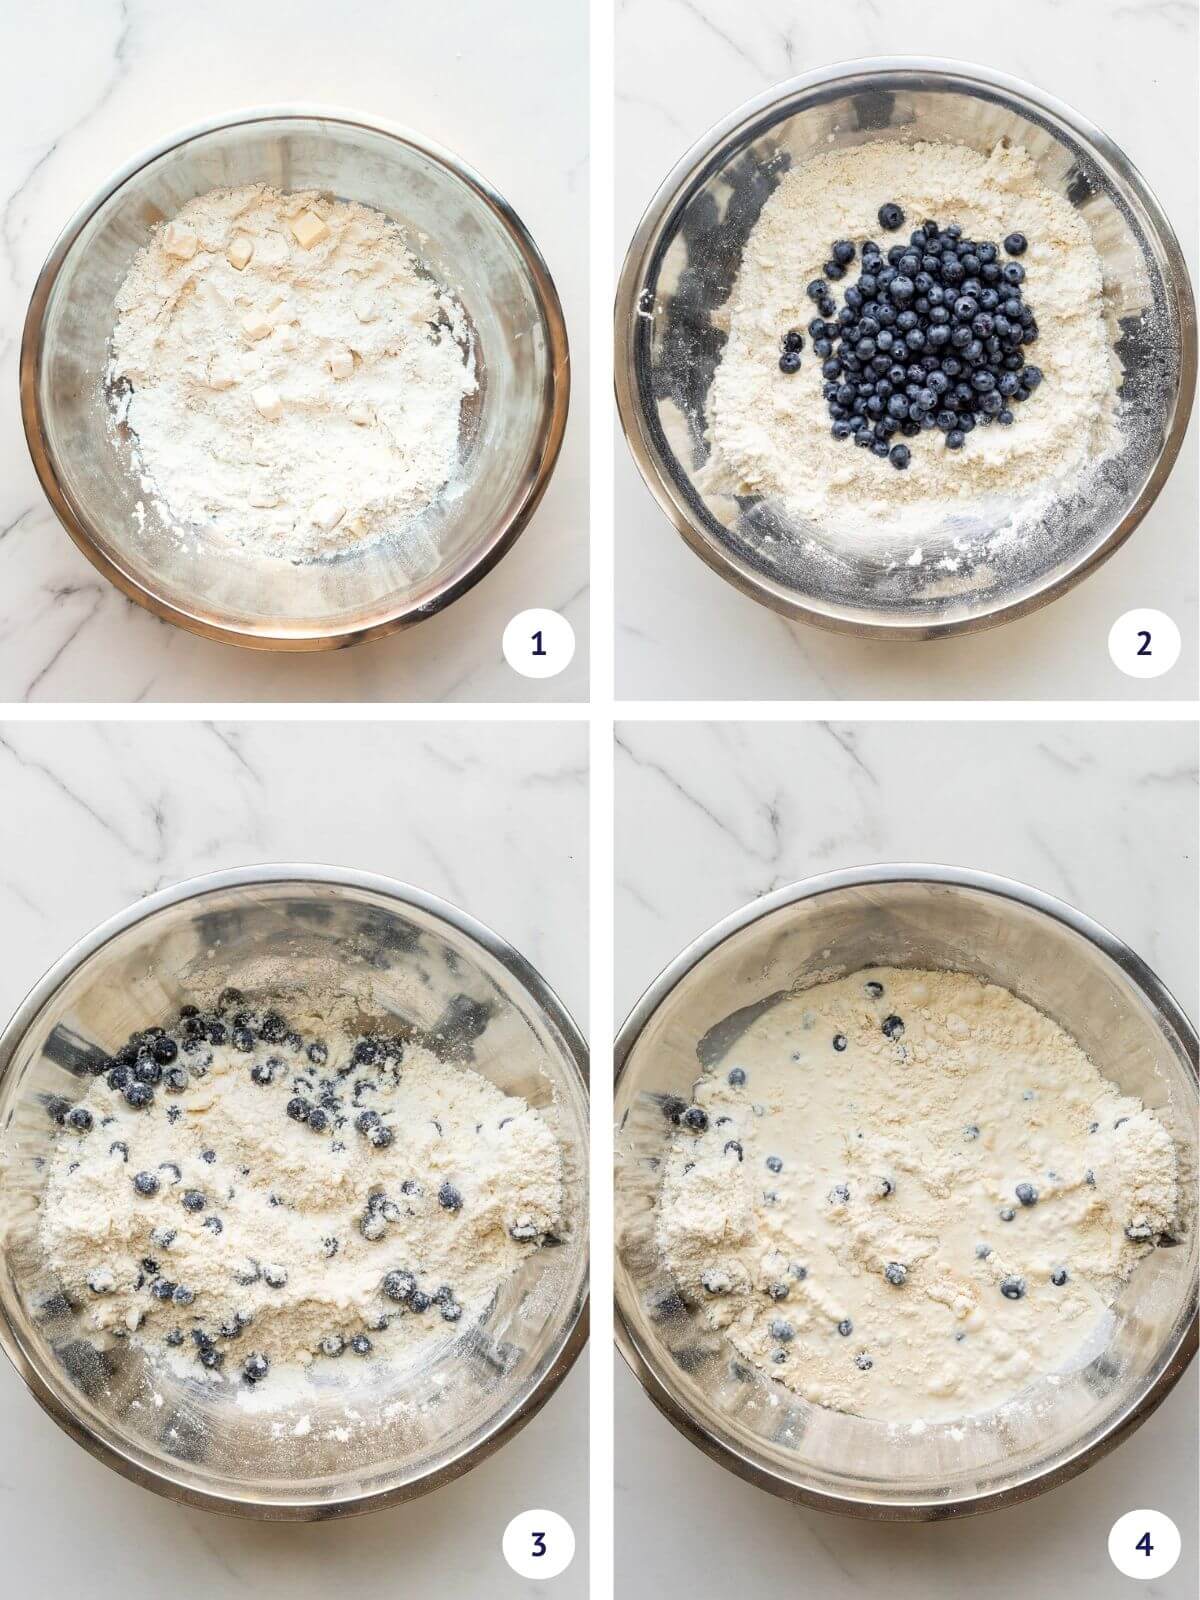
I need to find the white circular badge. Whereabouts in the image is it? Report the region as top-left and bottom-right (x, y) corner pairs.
(1108, 1509), (1181, 1579)
(1107, 609), (1181, 679)
(503, 609), (576, 680)
(502, 1508), (576, 1580)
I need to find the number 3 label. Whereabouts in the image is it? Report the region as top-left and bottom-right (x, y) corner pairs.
(1108, 1509), (1180, 1579)
(502, 1509), (575, 1579)
(503, 609), (576, 680)
(1108, 609), (1181, 680)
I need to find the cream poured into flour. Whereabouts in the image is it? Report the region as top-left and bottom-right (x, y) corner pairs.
(110, 185), (476, 562)
(705, 141), (1116, 535)
(657, 969), (1177, 1424)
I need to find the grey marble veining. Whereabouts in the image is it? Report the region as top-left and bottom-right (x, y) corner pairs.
(0, 719), (588, 1594)
(615, 717), (1198, 1598)
(616, 0), (1198, 701)
(0, 0), (588, 703)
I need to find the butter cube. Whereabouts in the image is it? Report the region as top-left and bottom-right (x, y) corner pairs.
(290, 209), (330, 250)
(162, 220), (198, 260)
(310, 495), (345, 531)
(253, 385), (282, 420)
(352, 290), (377, 323)
(241, 309), (273, 342)
(275, 325), (298, 352)
(348, 402), (374, 426)
(328, 347), (354, 380)
(207, 356), (238, 391)
(227, 234), (254, 270)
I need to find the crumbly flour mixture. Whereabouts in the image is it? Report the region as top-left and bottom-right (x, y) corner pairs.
(110, 185), (476, 562)
(38, 999), (560, 1387)
(657, 969), (1177, 1423)
(706, 141), (1115, 531)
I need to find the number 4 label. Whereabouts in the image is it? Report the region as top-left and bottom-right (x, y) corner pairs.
(502, 1509), (576, 1579)
(1108, 1510), (1180, 1579)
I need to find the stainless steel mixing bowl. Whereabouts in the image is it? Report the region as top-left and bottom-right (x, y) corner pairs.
(21, 108), (569, 651)
(0, 866), (588, 1518)
(615, 866), (1197, 1518)
(615, 60), (1197, 639)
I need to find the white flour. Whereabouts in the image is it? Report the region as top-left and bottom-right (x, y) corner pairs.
(110, 185), (476, 562)
(705, 141), (1115, 534)
(39, 1011), (560, 1387)
(657, 969), (1177, 1423)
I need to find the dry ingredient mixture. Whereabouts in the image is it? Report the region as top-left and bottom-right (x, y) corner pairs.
(110, 185), (476, 563)
(37, 991), (561, 1390)
(706, 140), (1115, 532)
(657, 969), (1177, 1424)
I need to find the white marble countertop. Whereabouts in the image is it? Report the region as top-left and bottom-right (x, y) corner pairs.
(0, 720), (588, 1595)
(615, 0), (1198, 700)
(614, 719), (1198, 1598)
(0, 0), (588, 702)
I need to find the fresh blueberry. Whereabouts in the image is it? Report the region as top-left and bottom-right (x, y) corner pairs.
(975, 1243), (992, 1259)
(351, 1333), (373, 1354)
(232, 1027), (255, 1053)
(727, 1067), (747, 1087)
(837, 1318), (853, 1337)
(307, 1107), (330, 1134)
(151, 1036), (178, 1065)
(767, 1282), (790, 1301)
(307, 1041), (329, 1066)
(832, 239), (856, 265)
(829, 1183), (850, 1205)
(438, 1182), (464, 1212)
(173, 1284), (195, 1305)
(286, 1096), (311, 1123)
(769, 1319), (794, 1343)
(783, 329), (804, 352)
(203, 1216), (224, 1234)
(881, 1014), (905, 1040)
(765, 1155), (783, 1173)
(131, 1170), (159, 1197)
(251, 1058), (281, 1086)
(854, 1353), (873, 1371)
(724, 1139), (744, 1160)
(883, 1262), (908, 1287)
(999, 1206), (1016, 1222)
(263, 1264), (288, 1289)
(1050, 1267), (1068, 1286)
(681, 1106), (708, 1133)
(864, 980), (884, 998)
(779, 350), (801, 374)
(878, 203), (905, 232)
(243, 1352), (270, 1383)
(383, 1270), (417, 1303)
(258, 1011), (288, 1044)
(409, 1290), (432, 1314)
(1015, 1182), (1039, 1207)
(1000, 1276), (1026, 1300)
(963, 1124), (980, 1141)
(440, 1299), (463, 1323)
(1004, 232), (1027, 256)
(889, 443), (911, 469)
(181, 1189), (206, 1213)
(832, 1034), (848, 1052)
(66, 1106), (93, 1132)
(368, 1124), (394, 1149)
(320, 1334), (345, 1357)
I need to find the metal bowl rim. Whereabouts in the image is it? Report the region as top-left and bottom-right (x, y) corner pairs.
(614, 56), (1199, 642)
(613, 861), (1198, 1519)
(0, 862), (590, 1519)
(20, 105), (571, 653)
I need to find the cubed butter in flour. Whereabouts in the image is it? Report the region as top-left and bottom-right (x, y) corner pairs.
(226, 234), (254, 270)
(290, 209), (330, 250)
(207, 355), (238, 391)
(310, 496), (345, 531)
(162, 221), (198, 260)
(328, 347), (354, 380)
(352, 290), (378, 323)
(241, 309), (273, 342)
(253, 384), (283, 420)
(275, 325), (298, 352)
(347, 402), (374, 426)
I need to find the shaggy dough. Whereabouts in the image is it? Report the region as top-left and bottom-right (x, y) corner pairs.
(657, 969), (1177, 1423)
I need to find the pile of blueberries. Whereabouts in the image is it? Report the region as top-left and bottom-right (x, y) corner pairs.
(779, 202), (1043, 468)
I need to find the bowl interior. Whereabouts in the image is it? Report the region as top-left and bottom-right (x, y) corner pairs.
(624, 68), (1193, 632)
(32, 116), (561, 642)
(615, 878), (1197, 1512)
(0, 878), (588, 1513)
